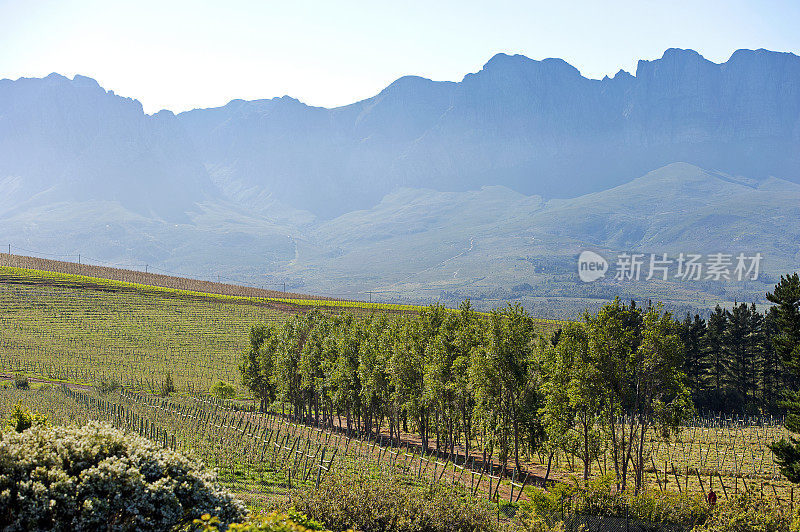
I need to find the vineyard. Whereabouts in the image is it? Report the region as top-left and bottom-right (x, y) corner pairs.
(0, 260), (795, 523)
(0, 384), (520, 509)
(538, 415), (796, 504)
(0, 252), (572, 321)
(0, 268), (286, 393)
(1, 382), (795, 520)
(0, 262), (565, 394)
(0, 252), (330, 301)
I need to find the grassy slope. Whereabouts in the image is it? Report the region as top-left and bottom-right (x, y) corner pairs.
(0, 267), (288, 393)
(0, 265), (567, 394)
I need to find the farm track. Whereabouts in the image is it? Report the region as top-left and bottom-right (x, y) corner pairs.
(0, 374), (95, 390)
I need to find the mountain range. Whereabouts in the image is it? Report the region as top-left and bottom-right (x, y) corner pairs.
(1, 48), (798, 316)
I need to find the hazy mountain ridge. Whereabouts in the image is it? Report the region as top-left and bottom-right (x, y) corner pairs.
(296, 163), (800, 289)
(179, 48), (800, 217)
(0, 73), (214, 220)
(1, 49), (799, 313)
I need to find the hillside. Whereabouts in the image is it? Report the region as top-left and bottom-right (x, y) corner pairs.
(0, 74), (213, 220)
(0, 252), (331, 301)
(0, 262), (563, 394)
(291, 163), (798, 315)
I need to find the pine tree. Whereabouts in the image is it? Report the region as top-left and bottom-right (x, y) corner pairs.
(706, 306), (729, 410)
(746, 303), (765, 411)
(761, 308), (783, 412)
(767, 274), (800, 482)
(726, 303), (752, 410)
(680, 313), (710, 406)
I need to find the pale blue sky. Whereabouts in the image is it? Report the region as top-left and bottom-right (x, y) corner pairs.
(2, 0), (799, 114)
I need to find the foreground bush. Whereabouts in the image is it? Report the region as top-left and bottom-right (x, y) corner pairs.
(0, 421), (246, 531)
(193, 510), (334, 531)
(5, 401), (48, 432)
(514, 475), (709, 529)
(692, 491), (792, 532)
(291, 465), (496, 532)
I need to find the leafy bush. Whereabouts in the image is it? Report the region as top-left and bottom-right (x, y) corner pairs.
(13, 374), (29, 390)
(507, 512), (566, 532)
(97, 378), (121, 395)
(291, 465), (496, 532)
(0, 421), (246, 531)
(515, 475), (709, 529)
(211, 380), (237, 400)
(4, 401), (48, 432)
(627, 488), (708, 526)
(692, 491), (791, 532)
(193, 510), (335, 531)
(569, 474), (625, 517)
(161, 370), (176, 396)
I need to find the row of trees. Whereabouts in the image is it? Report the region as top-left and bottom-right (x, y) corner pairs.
(240, 299), (691, 493)
(679, 302), (790, 414)
(240, 273), (800, 490)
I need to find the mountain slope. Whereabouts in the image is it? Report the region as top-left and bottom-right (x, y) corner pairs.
(286, 163), (799, 306)
(179, 48), (800, 217)
(1, 51), (799, 314)
(0, 73), (214, 220)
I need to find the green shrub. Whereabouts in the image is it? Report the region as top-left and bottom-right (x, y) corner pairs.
(13, 374), (29, 390)
(97, 378), (121, 395)
(161, 371), (176, 397)
(515, 476), (709, 529)
(627, 489), (708, 526)
(0, 421), (246, 531)
(4, 401), (47, 432)
(211, 380), (237, 400)
(570, 474), (625, 517)
(515, 484), (567, 523)
(692, 491), (791, 532)
(291, 465), (496, 532)
(193, 510), (335, 531)
(507, 512), (566, 532)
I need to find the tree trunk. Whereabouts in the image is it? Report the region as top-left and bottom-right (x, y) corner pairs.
(544, 451), (554, 484)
